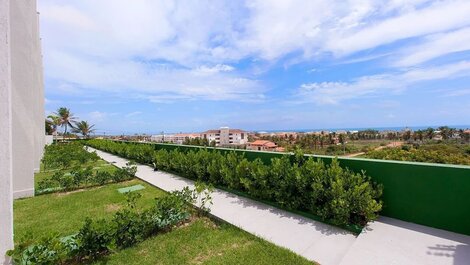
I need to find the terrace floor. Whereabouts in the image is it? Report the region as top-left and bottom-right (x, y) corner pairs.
(88, 147), (470, 265)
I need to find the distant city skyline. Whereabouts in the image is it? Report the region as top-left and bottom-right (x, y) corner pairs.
(88, 124), (470, 136)
(40, 1), (470, 134)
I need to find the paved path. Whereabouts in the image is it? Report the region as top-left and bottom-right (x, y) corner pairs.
(89, 147), (470, 265)
(88, 147), (356, 265)
(340, 216), (470, 265)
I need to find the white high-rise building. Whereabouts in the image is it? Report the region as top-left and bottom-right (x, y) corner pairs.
(202, 127), (247, 146)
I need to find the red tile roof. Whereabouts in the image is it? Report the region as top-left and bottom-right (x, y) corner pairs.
(250, 140), (277, 147)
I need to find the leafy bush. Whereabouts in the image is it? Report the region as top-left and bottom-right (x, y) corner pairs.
(36, 146), (137, 194)
(94, 171), (112, 186)
(75, 218), (113, 260)
(7, 237), (66, 265)
(9, 186), (212, 264)
(87, 140), (383, 226)
(41, 142), (99, 171)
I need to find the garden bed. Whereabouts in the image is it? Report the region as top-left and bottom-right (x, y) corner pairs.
(12, 176), (312, 264)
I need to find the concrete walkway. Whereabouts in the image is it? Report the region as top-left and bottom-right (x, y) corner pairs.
(88, 147), (356, 265)
(340, 216), (470, 265)
(89, 147), (470, 265)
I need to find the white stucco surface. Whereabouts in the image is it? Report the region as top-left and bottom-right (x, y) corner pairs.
(10, 0), (44, 198)
(1, 0), (44, 262)
(0, 1), (14, 263)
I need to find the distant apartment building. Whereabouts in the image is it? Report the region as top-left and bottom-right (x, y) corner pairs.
(259, 131), (298, 139)
(151, 133), (200, 144)
(151, 134), (174, 143)
(174, 133), (200, 144)
(202, 127), (247, 146)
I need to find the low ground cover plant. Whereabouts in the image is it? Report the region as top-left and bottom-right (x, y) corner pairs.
(37, 162), (137, 194)
(86, 140), (383, 227)
(8, 184), (213, 265)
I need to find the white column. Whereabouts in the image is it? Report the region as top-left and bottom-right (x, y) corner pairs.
(11, 0), (37, 198)
(0, 0), (14, 262)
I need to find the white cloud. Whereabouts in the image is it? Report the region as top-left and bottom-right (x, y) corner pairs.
(326, 0), (470, 56)
(296, 61), (470, 104)
(393, 27), (470, 67)
(38, 0), (470, 105)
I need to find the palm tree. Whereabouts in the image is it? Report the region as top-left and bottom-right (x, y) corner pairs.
(47, 114), (61, 136)
(73, 121), (96, 138)
(55, 107), (77, 135)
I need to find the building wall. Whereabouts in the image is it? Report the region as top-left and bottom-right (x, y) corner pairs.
(10, 0), (44, 199)
(0, 0), (14, 262)
(0, 1), (43, 261)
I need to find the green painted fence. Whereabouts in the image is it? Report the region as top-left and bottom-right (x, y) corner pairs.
(119, 141), (470, 236)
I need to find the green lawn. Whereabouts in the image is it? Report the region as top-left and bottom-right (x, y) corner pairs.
(94, 218), (312, 265)
(14, 179), (165, 241)
(14, 175), (313, 264)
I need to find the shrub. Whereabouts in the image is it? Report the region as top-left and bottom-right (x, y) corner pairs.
(41, 142), (99, 171)
(76, 218), (113, 260)
(37, 178), (56, 192)
(86, 139), (383, 227)
(7, 236), (64, 265)
(9, 186), (212, 263)
(94, 171), (112, 186)
(113, 209), (145, 248)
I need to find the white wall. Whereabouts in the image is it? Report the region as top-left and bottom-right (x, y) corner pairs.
(0, 0), (44, 262)
(10, 0), (44, 198)
(0, 1), (14, 262)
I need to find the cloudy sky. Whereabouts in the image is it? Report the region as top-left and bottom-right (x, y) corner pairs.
(40, 0), (470, 134)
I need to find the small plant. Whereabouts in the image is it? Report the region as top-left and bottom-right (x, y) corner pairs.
(7, 234), (73, 265)
(124, 191), (142, 209)
(193, 181), (214, 215)
(113, 209), (144, 248)
(94, 171), (112, 186)
(76, 218), (113, 260)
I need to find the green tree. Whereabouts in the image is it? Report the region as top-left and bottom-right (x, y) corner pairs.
(47, 114), (61, 135)
(55, 107), (78, 135)
(73, 121), (96, 138)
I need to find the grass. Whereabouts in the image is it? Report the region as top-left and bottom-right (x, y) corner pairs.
(14, 179), (166, 241)
(94, 218), (312, 265)
(14, 173), (314, 264)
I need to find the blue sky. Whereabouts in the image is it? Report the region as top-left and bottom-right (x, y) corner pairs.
(39, 0), (470, 134)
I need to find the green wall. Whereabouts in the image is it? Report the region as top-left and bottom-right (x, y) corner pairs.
(131, 142), (470, 235)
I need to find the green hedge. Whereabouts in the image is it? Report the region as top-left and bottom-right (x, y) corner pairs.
(150, 142), (470, 236)
(86, 140), (383, 229)
(86, 140), (470, 236)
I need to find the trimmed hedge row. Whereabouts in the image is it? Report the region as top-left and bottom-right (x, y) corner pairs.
(86, 140), (383, 227)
